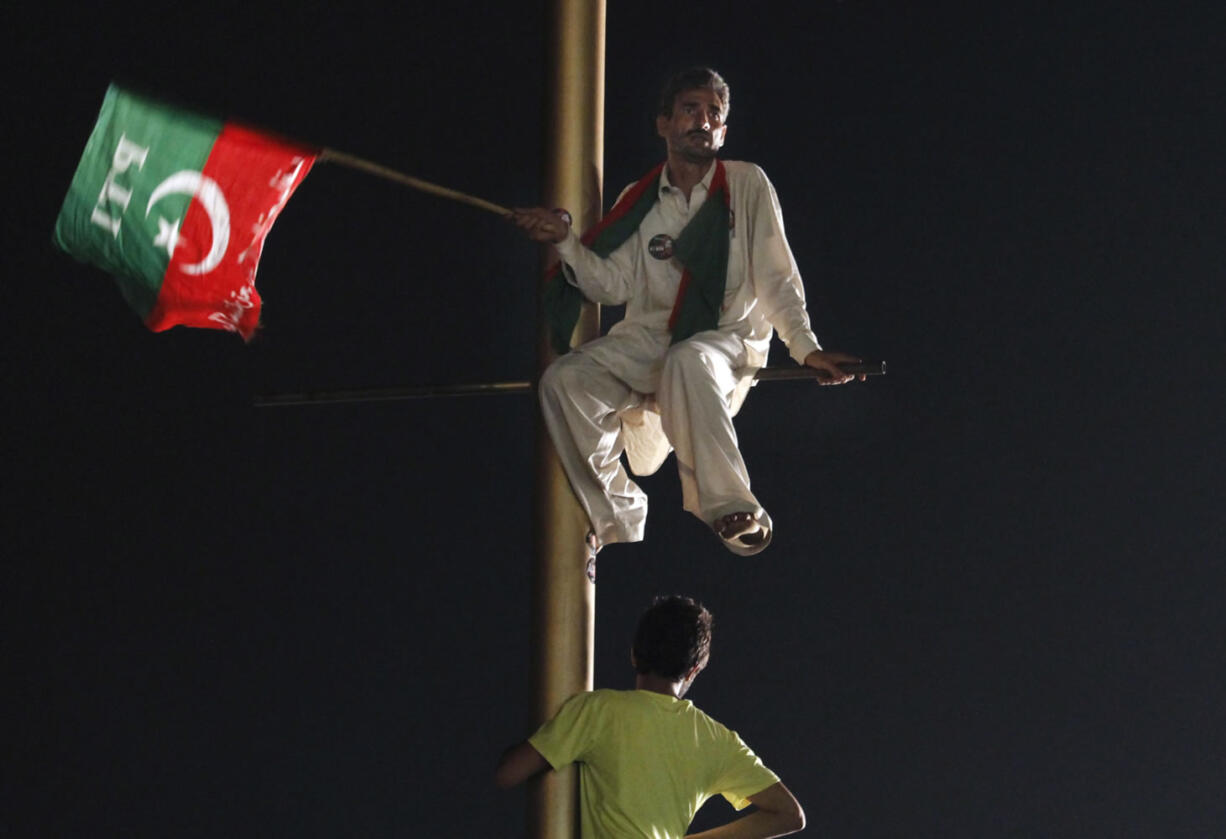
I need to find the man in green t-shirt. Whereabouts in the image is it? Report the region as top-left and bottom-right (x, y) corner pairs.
(496, 596), (805, 839)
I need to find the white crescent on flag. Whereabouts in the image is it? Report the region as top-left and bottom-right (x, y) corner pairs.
(146, 171), (231, 275)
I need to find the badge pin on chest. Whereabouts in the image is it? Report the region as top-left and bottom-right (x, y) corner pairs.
(648, 233), (675, 260)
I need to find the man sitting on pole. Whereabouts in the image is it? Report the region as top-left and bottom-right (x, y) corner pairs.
(513, 67), (862, 557)
(496, 595), (805, 839)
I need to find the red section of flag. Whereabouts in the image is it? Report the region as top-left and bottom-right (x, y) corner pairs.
(146, 123), (317, 339)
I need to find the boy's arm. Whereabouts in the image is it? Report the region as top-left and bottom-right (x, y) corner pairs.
(494, 740), (551, 789)
(684, 781), (805, 839)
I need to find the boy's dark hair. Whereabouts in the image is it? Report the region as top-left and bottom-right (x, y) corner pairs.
(656, 67), (730, 119)
(633, 595), (714, 680)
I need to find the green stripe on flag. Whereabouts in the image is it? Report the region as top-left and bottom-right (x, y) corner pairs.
(54, 85), (222, 318)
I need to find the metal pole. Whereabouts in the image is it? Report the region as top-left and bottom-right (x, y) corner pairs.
(249, 363), (888, 408)
(529, 3), (604, 839)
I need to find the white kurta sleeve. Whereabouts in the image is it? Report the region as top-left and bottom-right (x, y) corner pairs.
(746, 166), (821, 364)
(555, 227), (641, 306)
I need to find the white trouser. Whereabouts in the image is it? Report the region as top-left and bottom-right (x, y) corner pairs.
(538, 329), (769, 551)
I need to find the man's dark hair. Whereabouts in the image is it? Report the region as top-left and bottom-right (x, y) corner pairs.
(656, 67), (730, 119)
(633, 595), (714, 680)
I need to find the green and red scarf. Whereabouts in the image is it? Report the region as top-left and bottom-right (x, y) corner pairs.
(543, 159), (730, 356)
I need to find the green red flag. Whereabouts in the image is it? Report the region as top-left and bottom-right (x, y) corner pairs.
(53, 84), (318, 339)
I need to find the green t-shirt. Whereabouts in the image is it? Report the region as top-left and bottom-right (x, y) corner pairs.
(528, 689), (780, 839)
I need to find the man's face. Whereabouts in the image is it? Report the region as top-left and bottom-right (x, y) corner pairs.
(657, 88), (727, 163)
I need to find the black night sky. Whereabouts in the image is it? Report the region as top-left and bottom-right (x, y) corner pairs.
(6, 3), (1225, 837)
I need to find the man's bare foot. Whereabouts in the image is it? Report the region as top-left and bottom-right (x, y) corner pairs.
(714, 512), (767, 546)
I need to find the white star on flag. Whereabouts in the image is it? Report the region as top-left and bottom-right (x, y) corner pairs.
(153, 216), (182, 258)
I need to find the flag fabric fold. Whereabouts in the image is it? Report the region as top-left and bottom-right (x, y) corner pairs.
(53, 84), (318, 339)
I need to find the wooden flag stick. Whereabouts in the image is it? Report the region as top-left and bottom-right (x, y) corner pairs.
(319, 148), (512, 216)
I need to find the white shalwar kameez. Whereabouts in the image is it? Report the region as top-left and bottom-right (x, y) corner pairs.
(539, 160), (821, 555)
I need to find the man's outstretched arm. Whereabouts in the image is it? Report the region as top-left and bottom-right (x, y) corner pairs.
(684, 781), (805, 839)
(494, 740), (551, 789)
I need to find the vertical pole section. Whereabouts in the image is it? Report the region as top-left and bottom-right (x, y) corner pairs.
(530, 2), (604, 839)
